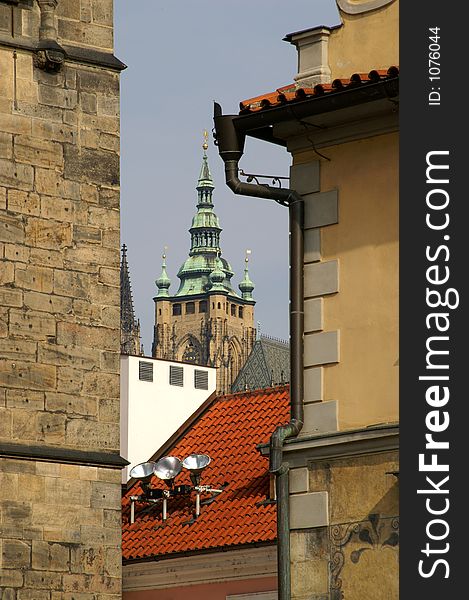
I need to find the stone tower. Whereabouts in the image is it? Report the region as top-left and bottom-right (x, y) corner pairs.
(120, 244), (142, 355)
(152, 141), (256, 393)
(0, 1), (125, 597)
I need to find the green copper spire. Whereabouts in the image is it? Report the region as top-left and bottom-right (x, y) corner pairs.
(239, 250), (255, 301)
(155, 250), (171, 297)
(175, 134), (238, 298)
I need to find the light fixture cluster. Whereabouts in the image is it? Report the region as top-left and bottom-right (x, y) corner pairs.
(128, 453), (222, 524)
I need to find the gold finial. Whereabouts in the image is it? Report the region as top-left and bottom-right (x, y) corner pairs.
(202, 129), (209, 152)
(245, 249), (252, 263)
(162, 245), (168, 260)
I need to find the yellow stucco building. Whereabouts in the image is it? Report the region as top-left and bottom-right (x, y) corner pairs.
(213, 1), (399, 598)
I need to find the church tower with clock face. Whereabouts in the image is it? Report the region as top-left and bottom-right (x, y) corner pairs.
(152, 136), (256, 393)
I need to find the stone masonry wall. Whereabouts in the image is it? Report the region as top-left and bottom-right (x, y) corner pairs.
(0, 1), (123, 598)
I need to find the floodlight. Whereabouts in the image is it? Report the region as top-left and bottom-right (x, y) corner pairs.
(154, 456), (182, 486)
(130, 461), (157, 483)
(183, 453), (211, 486)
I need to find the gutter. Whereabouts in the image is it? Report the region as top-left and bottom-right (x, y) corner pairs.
(213, 103), (304, 600)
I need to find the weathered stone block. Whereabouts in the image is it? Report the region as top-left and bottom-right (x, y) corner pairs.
(89, 284), (119, 307)
(97, 95), (119, 117)
(32, 119), (77, 144)
(15, 264), (54, 293)
(6, 389), (44, 411)
(56, 366), (84, 395)
(34, 168), (80, 200)
(64, 245), (117, 268)
(24, 291), (72, 315)
(99, 351), (119, 374)
(30, 247), (63, 269)
(70, 545), (104, 575)
(0, 185), (6, 209)
(38, 85), (78, 110)
(16, 473), (46, 503)
(0, 259), (14, 285)
(2, 501), (32, 526)
(66, 420), (119, 451)
(54, 270), (90, 299)
(0, 131), (12, 159)
(56, 322), (118, 351)
(23, 570), (62, 591)
(101, 306), (119, 328)
(99, 132), (119, 152)
(80, 91), (97, 114)
(80, 184), (98, 204)
(8, 190), (40, 216)
(98, 187), (119, 209)
(0, 339), (37, 362)
(0, 472), (18, 499)
(24, 219), (72, 250)
(63, 146), (119, 186)
(101, 229), (119, 249)
(98, 398), (119, 423)
(58, 20), (113, 50)
(83, 372), (118, 398)
(0, 360), (56, 391)
(39, 343), (99, 370)
(97, 267), (118, 286)
(17, 589), (51, 600)
(37, 412), (67, 443)
(0, 569), (23, 588)
(8, 309), (56, 340)
(88, 206), (119, 230)
(2, 539), (31, 569)
(0, 112), (31, 135)
(78, 71), (119, 96)
(44, 478), (92, 509)
(45, 392), (97, 418)
(14, 135), (64, 168)
(90, 481), (120, 510)
(72, 299), (101, 320)
(0, 213), (25, 244)
(39, 196), (73, 223)
(16, 101), (63, 123)
(73, 225), (101, 244)
(4, 243), (30, 263)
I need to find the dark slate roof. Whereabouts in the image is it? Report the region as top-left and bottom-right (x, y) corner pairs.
(231, 335), (290, 392)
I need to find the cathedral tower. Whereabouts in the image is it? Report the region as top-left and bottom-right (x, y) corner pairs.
(152, 136), (256, 393)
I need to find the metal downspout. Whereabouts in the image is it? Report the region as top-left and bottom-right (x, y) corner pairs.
(213, 105), (304, 600)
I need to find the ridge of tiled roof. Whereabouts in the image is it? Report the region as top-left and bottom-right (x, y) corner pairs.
(122, 385), (290, 562)
(239, 66), (399, 114)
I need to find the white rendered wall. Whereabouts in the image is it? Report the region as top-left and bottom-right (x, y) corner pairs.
(120, 356), (216, 482)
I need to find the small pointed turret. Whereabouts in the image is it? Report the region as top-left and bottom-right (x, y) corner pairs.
(209, 252), (226, 292)
(239, 249), (255, 301)
(120, 244), (143, 355)
(155, 250), (171, 297)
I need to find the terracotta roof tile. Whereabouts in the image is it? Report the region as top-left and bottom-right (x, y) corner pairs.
(122, 385), (289, 561)
(239, 66), (399, 114)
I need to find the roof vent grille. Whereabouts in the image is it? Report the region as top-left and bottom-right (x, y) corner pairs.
(194, 369), (209, 390)
(139, 361), (153, 382)
(169, 365), (184, 387)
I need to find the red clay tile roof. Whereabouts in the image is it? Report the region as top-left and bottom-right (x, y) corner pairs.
(122, 385), (290, 561)
(239, 66), (399, 114)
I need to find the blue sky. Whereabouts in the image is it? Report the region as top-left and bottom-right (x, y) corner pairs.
(115, 0), (341, 354)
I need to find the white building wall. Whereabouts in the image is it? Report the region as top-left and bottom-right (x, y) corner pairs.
(120, 355), (217, 482)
